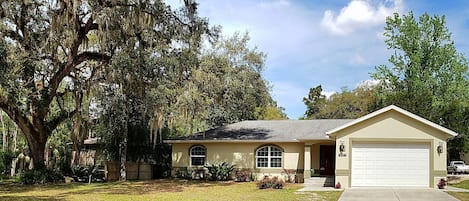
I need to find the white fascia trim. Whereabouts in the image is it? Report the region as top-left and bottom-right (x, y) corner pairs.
(326, 105), (458, 137)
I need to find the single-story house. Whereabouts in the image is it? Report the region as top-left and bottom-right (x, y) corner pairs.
(166, 105), (457, 188)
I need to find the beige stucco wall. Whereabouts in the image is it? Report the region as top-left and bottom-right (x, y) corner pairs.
(172, 142), (305, 179)
(333, 110), (450, 188)
(311, 144), (320, 170)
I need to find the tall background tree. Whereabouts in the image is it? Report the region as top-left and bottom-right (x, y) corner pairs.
(143, 32), (279, 141)
(372, 12), (469, 160)
(303, 84), (377, 119)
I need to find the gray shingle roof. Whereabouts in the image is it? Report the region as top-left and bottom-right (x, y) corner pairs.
(168, 119), (354, 142)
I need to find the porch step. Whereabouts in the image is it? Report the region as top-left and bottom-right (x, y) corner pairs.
(304, 176), (335, 187)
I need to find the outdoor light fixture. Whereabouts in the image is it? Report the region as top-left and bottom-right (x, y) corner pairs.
(437, 142), (443, 154)
(339, 141), (345, 152)
(338, 140), (346, 157)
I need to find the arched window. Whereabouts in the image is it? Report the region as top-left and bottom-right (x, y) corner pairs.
(256, 145), (282, 168)
(190, 145), (206, 166)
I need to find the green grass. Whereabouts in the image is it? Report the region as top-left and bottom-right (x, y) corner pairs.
(447, 192), (469, 201)
(448, 180), (469, 201)
(450, 179), (469, 189)
(0, 179), (342, 201)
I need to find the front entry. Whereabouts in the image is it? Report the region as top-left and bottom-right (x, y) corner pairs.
(320, 145), (335, 176)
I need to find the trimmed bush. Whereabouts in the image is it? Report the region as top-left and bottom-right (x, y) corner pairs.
(234, 169), (252, 182)
(281, 169), (296, 183)
(257, 176), (284, 189)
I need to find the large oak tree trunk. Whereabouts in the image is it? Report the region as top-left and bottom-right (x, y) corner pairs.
(0, 107), (51, 169)
(28, 135), (47, 169)
(71, 91), (84, 166)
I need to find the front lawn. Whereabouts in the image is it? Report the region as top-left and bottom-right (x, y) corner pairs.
(447, 192), (469, 201)
(450, 179), (469, 189)
(0, 179), (342, 201)
(448, 180), (469, 201)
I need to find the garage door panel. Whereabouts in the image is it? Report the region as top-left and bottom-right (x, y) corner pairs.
(351, 143), (429, 187)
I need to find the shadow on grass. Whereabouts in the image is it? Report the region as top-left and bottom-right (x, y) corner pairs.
(62, 179), (239, 195)
(0, 195), (65, 201)
(0, 181), (78, 194)
(1, 178), (239, 197)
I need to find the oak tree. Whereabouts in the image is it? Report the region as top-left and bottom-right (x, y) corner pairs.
(0, 0), (202, 168)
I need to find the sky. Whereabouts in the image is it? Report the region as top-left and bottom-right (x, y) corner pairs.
(166, 0), (469, 119)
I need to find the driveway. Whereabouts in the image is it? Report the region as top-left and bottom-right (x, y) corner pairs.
(338, 188), (459, 201)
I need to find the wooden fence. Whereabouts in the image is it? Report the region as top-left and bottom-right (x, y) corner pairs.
(105, 161), (153, 181)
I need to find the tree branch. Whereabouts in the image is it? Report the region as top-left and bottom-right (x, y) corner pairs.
(3, 29), (23, 42)
(47, 109), (77, 134)
(75, 52), (111, 65)
(98, 0), (136, 8)
(45, 14), (106, 107)
(0, 94), (36, 139)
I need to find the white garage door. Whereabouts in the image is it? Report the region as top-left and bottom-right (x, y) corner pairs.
(351, 143), (429, 187)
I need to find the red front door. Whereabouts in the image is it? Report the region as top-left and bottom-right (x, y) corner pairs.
(320, 145), (335, 176)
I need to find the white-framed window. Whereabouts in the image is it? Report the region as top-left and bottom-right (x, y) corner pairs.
(190, 145), (206, 166)
(256, 145), (282, 168)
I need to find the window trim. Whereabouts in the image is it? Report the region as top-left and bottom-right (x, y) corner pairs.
(255, 145), (283, 168)
(189, 145), (206, 167)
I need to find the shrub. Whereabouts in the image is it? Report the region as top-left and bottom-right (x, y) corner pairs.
(0, 152), (5, 177)
(175, 167), (192, 179)
(0, 150), (16, 177)
(235, 169), (251, 182)
(281, 169), (296, 183)
(174, 167), (187, 179)
(71, 165), (105, 182)
(438, 179), (446, 189)
(205, 162), (235, 181)
(21, 168), (64, 184)
(271, 176), (284, 189)
(335, 182), (341, 189)
(72, 165), (91, 181)
(257, 176), (284, 189)
(190, 168), (208, 180)
(258, 176), (273, 189)
(56, 147), (72, 176)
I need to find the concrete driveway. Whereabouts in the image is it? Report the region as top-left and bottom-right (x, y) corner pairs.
(338, 188), (459, 201)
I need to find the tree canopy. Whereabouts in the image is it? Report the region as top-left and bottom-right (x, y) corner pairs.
(0, 0), (209, 168)
(304, 12), (469, 159)
(372, 12), (469, 159)
(0, 0), (280, 173)
(303, 84), (377, 119)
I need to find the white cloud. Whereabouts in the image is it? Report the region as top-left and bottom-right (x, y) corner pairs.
(321, 0), (403, 35)
(197, 0), (319, 56)
(322, 91), (337, 99)
(356, 79), (380, 88)
(163, 0), (404, 119)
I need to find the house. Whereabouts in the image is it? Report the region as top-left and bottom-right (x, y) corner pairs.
(166, 105), (457, 188)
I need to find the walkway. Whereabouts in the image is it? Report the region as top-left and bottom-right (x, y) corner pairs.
(338, 188), (459, 201)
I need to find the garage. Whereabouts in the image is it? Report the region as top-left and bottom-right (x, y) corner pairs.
(327, 105), (457, 188)
(351, 143), (430, 187)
